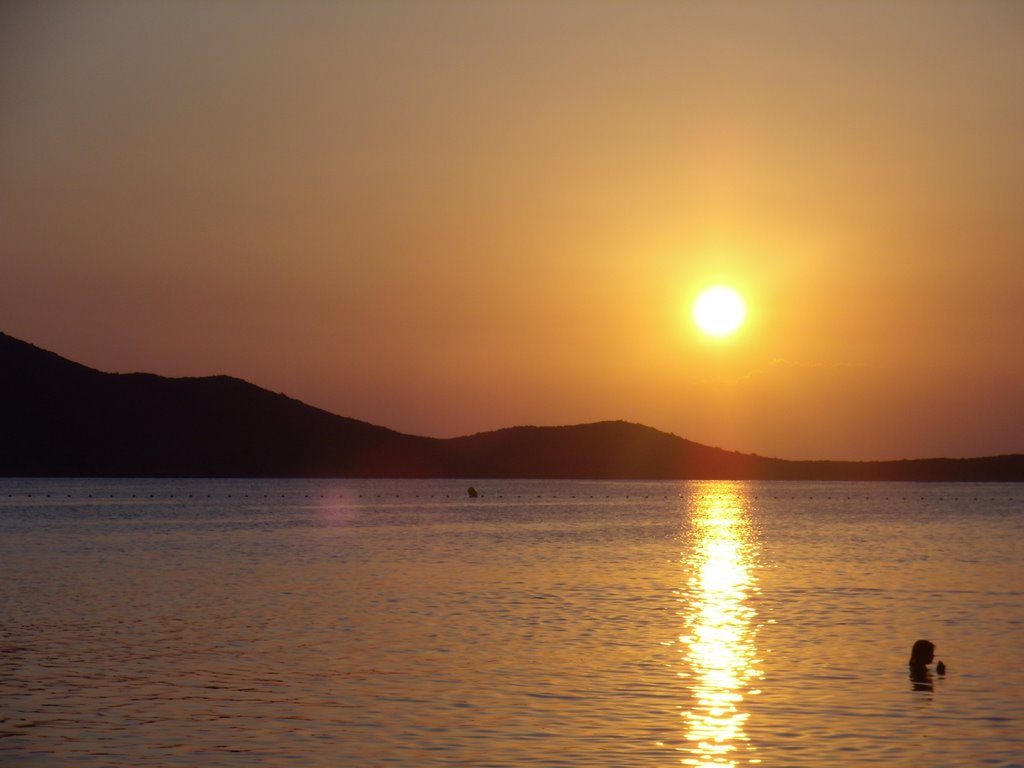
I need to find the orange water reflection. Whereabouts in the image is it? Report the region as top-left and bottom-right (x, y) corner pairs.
(677, 483), (761, 767)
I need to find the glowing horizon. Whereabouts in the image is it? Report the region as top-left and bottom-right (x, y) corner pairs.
(2, 2), (1022, 461)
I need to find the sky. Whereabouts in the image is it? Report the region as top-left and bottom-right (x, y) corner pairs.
(2, 1), (1023, 461)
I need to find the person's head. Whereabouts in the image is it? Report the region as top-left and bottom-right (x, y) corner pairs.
(909, 639), (935, 667)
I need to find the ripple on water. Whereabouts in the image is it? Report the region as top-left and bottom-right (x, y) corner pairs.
(1, 479), (1022, 767)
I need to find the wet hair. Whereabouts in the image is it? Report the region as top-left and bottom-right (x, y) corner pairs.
(909, 639), (935, 667)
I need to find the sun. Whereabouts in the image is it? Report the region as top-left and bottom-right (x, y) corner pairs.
(693, 286), (746, 337)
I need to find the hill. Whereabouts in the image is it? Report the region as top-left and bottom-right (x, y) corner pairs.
(0, 332), (435, 477)
(2, 332), (1022, 480)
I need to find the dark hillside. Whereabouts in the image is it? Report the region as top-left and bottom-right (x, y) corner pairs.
(441, 422), (780, 479)
(0, 333), (436, 477)
(2, 332), (1022, 480)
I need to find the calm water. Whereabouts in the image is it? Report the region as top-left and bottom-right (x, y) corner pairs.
(1, 479), (1023, 767)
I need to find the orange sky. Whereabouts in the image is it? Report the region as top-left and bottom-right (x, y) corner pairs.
(2, 1), (1022, 461)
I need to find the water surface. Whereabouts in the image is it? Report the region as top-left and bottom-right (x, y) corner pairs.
(2, 479), (1022, 766)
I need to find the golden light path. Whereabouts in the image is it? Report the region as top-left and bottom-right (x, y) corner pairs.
(677, 483), (762, 767)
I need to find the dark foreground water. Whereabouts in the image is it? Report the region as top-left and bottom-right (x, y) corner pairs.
(1, 478), (1022, 767)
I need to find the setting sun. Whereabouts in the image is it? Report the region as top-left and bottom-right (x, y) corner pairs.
(693, 287), (746, 337)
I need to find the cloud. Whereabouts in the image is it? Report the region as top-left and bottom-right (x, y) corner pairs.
(712, 357), (878, 389)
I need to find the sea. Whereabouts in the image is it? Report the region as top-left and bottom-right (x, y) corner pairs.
(1, 478), (1022, 768)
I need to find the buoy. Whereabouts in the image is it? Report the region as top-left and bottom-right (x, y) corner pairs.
(467, 486), (479, 498)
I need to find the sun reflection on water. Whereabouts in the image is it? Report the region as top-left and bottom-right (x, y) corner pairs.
(677, 483), (761, 767)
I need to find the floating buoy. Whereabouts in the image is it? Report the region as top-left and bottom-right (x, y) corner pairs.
(467, 486), (479, 498)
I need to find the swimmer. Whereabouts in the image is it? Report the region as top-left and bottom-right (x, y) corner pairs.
(909, 639), (935, 674)
(909, 639), (946, 690)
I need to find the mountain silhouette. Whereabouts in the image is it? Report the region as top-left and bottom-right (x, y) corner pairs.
(0, 332), (435, 477)
(2, 331), (1022, 480)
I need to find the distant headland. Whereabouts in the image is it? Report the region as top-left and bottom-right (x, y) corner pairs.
(1, 331), (1022, 481)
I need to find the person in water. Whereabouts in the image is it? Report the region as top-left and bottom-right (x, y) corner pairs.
(909, 639), (935, 672)
(909, 639), (946, 689)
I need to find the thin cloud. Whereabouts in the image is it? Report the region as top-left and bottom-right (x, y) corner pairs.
(706, 358), (879, 389)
